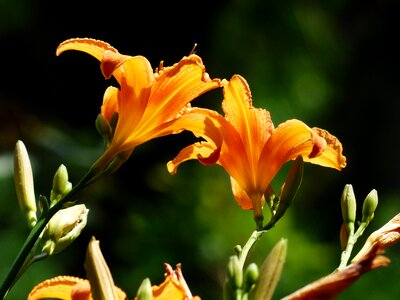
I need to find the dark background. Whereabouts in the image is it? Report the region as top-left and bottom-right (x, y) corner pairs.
(1, 0), (400, 299)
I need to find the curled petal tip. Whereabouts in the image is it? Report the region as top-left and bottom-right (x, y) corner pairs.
(56, 37), (118, 60)
(100, 50), (130, 79)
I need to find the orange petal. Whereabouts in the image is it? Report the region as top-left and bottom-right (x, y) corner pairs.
(167, 142), (218, 174)
(222, 75), (273, 162)
(56, 38), (128, 82)
(28, 276), (90, 300)
(257, 119), (342, 192)
(138, 54), (222, 133)
(56, 38), (118, 60)
(306, 127), (347, 170)
(151, 276), (187, 300)
(100, 50), (131, 79)
(101, 86), (119, 121)
(230, 177), (253, 210)
(109, 56), (154, 149)
(165, 108), (227, 174)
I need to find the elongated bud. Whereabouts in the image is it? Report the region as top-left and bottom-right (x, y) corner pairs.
(14, 140), (37, 228)
(264, 156), (303, 230)
(50, 164), (72, 205)
(84, 237), (119, 300)
(136, 278), (153, 300)
(361, 189), (378, 224)
(253, 238), (287, 300)
(227, 255), (243, 289)
(341, 184), (356, 234)
(41, 204), (88, 255)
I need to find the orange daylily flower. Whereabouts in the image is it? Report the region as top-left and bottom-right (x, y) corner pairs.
(167, 75), (346, 224)
(56, 38), (222, 175)
(28, 264), (199, 300)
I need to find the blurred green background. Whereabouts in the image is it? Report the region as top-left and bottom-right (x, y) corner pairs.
(1, 0), (400, 299)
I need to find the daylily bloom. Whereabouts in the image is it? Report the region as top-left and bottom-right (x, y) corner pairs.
(27, 264), (200, 300)
(167, 74), (347, 226)
(56, 38), (222, 175)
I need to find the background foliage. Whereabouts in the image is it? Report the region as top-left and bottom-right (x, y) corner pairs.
(1, 0), (399, 299)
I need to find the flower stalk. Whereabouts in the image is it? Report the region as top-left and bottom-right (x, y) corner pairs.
(0, 169), (95, 299)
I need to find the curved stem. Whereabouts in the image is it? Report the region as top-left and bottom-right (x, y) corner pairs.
(0, 169), (95, 299)
(238, 230), (266, 270)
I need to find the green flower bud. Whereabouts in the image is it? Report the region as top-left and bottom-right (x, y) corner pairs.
(341, 184), (356, 234)
(361, 189), (378, 224)
(226, 255), (243, 289)
(243, 262), (259, 293)
(264, 156), (303, 230)
(136, 278), (153, 300)
(50, 164), (72, 205)
(253, 238), (287, 300)
(84, 237), (119, 300)
(14, 140), (37, 228)
(95, 113), (112, 148)
(41, 204), (88, 255)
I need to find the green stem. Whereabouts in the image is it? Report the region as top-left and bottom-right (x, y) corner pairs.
(337, 222), (368, 271)
(0, 169), (95, 299)
(238, 230), (266, 270)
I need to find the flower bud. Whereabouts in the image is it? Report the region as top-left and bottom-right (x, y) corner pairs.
(95, 113), (112, 148)
(253, 238), (287, 300)
(341, 184), (356, 225)
(341, 184), (356, 238)
(361, 189), (378, 224)
(41, 204), (89, 255)
(14, 140), (37, 228)
(226, 255), (243, 289)
(136, 278), (153, 300)
(84, 237), (120, 300)
(50, 164), (72, 205)
(264, 156), (303, 230)
(243, 262), (259, 293)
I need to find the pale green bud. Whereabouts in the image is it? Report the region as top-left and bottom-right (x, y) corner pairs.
(341, 184), (356, 234)
(41, 204), (88, 255)
(95, 113), (112, 138)
(84, 237), (120, 300)
(226, 255), (243, 289)
(243, 262), (259, 293)
(361, 189), (378, 224)
(95, 113), (113, 149)
(253, 238), (287, 300)
(50, 164), (72, 205)
(14, 140), (37, 228)
(136, 278), (153, 300)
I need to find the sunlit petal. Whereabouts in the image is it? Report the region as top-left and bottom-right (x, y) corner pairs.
(230, 177), (253, 210)
(257, 119), (342, 192)
(305, 127), (347, 170)
(110, 56), (154, 150)
(152, 276), (187, 300)
(136, 55), (222, 139)
(101, 86), (119, 121)
(56, 38), (126, 81)
(222, 75), (273, 160)
(28, 276), (90, 300)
